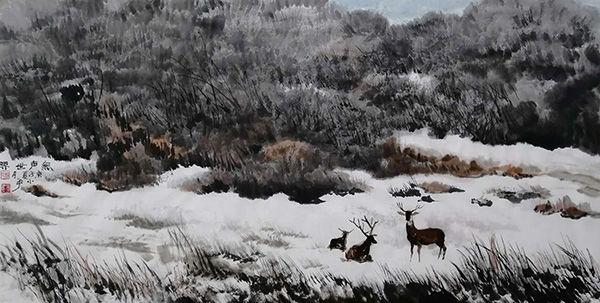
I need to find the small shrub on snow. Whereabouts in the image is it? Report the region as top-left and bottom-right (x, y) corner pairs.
(471, 198), (493, 207)
(59, 166), (97, 186)
(387, 184), (421, 198)
(418, 181), (464, 194)
(533, 195), (598, 219)
(493, 186), (550, 204)
(23, 185), (61, 198)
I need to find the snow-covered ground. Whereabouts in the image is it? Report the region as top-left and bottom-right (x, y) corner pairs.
(1, 131), (599, 301)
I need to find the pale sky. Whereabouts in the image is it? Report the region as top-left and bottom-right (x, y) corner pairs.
(334, 0), (600, 23)
(1, 0), (599, 29)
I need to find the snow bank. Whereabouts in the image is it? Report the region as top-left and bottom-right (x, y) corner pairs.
(396, 129), (600, 179)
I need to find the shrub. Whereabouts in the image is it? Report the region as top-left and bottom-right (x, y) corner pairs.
(418, 181), (464, 194)
(387, 184), (421, 197)
(262, 140), (316, 163)
(59, 166), (97, 186)
(23, 185), (60, 198)
(96, 143), (160, 192)
(492, 186), (550, 203)
(184, 161), (367, 204)
(533, 195), (599, 219)
(183, 140), (365, 203)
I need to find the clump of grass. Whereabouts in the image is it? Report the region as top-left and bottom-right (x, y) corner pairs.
(533, 195), (595, 219)
(114, 213), (177, 230)
(23, 185), (61, 198)
(60, 166), (97, 186)
(492, 185), (550, 204)
(0, 207), (51, 225)
(448, 238), (600, 303)
(1, 229), (598, 303)
(242, 232), (290, 248)
(96, 144), (161, 192)
(418, 181), (465, 194)
(260, 226), (308, 239)
(182, 163), (367, 204)
(0, 228), (173, 302)
(182, 140), (368, 204)
(388, 184), (421, 197)
(375, 137), (535, 179)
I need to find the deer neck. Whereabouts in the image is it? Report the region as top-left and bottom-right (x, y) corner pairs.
(406, 220), (417, 234)
(359, 240), (372, 253)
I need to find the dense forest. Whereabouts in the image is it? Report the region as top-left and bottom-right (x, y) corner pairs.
(0, 0), (599, 194)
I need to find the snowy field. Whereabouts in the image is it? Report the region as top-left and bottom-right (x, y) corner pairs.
(1, 131), (600, 301)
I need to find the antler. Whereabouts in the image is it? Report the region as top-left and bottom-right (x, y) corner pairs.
(349, 218), (369, 237)
(413, 203), (423, 214)
(396, 202), (406, 214)
(361, 216), (379, 235)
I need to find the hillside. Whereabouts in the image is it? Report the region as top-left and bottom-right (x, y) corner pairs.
(0, 0), (599, 194)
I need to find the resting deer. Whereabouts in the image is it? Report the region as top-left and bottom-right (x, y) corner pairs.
(329, 229), (352, 251)
(397, 203), (446, 261)
(345, 216), (379, 262)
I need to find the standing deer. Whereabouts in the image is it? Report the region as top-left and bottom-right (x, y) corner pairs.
(329, 228), (352, 251)
(345, 216), (379, 262)
(397, 203), (447, 261)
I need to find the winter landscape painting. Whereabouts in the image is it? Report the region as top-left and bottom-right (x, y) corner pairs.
(1, 0), (600, 302)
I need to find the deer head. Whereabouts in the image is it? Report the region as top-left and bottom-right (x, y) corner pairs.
(396, 202), (423, 222)
(349, 216), (379, 244)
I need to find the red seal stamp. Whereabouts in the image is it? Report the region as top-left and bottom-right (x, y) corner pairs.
(1, 183), (10, 193)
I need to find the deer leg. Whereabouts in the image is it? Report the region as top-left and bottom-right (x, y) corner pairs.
(437, 245), (442, 259)
(442, 245), (447, 260)
(410, 244), (414, 261)
(417, 245), (422, 262)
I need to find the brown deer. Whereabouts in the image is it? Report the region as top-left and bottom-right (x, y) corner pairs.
(345, 216), (379, 262)
(397, 203), (446, 261)
(329, 228), (352, 251)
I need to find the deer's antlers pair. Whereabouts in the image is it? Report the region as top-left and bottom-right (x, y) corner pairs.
(396, 202), (423, 215)
(349, 216), (379, 237)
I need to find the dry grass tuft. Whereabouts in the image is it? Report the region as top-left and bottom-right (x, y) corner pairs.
(262, 140), (315, 162)
(534, 195), (592, 219)
(418, 181), (464, 193)
(60, 167), (97, 186)
(23, 185), (61, 198)
(375, 137), (536, 179)
(113, 213), (177, 230)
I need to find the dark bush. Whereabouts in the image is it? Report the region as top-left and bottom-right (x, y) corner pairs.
(186, 161), (366, 204)
(388, 184), (421, 198)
